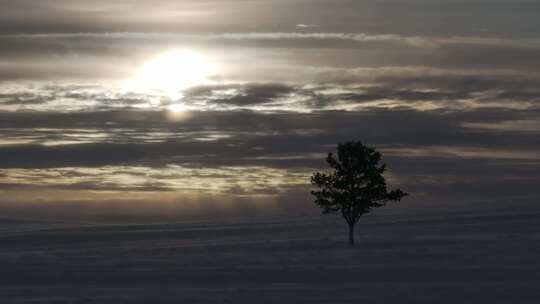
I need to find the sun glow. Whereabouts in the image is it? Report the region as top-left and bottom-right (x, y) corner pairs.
(130, 50), (219, 98)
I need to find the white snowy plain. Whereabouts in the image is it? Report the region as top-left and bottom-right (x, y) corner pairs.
(1, 205), (539, 303)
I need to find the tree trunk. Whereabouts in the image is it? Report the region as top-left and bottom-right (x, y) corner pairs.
(348, 223), (355, 246)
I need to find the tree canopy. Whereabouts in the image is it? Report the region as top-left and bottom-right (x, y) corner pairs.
(311, 141), (407, 245)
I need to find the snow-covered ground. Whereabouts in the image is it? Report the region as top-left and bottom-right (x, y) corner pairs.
(1, 206), (539, 303)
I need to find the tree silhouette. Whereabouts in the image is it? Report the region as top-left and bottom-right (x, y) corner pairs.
(311, 141), (407, 246)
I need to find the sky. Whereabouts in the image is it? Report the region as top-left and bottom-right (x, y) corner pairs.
(1, 0), (539, 221)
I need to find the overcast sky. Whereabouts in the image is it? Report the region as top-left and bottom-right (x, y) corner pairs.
(1, 0), (539, 221)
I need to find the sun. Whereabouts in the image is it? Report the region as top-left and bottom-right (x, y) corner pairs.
(130, 50), (219, 97)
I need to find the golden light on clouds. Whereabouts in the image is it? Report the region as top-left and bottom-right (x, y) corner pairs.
(0, 165), (311, 196)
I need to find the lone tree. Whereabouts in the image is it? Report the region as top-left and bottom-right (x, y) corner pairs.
(311, 141), (407, 246)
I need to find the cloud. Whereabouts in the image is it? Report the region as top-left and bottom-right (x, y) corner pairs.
(1, 105), (539, 217)
(2, 2), (540, 215)
(1, 107), (539, 169)
(4, 67), (540, 113)
(296, 24), (318, 29)
(3, 31), (540, 78)
(183, 83), (295, 107)
(4, 31), (540, 49)
(0, 165), (309, 195)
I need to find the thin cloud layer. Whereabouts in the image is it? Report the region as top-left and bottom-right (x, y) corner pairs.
(1, 0), (539, 220)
